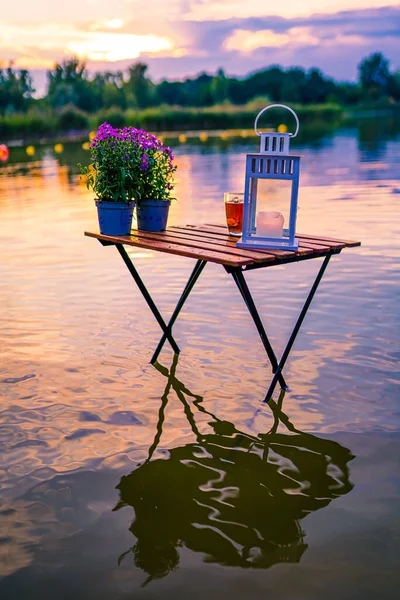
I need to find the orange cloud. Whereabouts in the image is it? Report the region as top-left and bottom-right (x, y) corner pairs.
(0, 22), (174, 68)
(223, 27), (319, 52)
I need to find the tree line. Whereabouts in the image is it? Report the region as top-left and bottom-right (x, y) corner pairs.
(0, 52), (399, 119)
(0, 52), (399, 144)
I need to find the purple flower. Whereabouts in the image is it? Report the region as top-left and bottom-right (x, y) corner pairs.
(140, 154), (149, 171)
(84, 123), (177, 200)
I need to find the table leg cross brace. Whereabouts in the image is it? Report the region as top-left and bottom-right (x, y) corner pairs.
(116, 244), (206, 364)
(226, 253), (332, 402)
(230, 268), (287, 391)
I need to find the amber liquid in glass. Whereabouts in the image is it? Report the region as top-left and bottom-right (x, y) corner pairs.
(225, 201), (244, 236)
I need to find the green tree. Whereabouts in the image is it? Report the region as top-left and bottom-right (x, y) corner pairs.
(155, 72), (214, 107)
(0, 65), (35, 115)
(331, 82), (362, 106)
(47, 57), (101, 112)
(280, 68), (305, 103)
(387, 72), (400, 101)
(245, 67), (285, 103)
(92, 71), (126, 109)
(358, 52), (391, 99)
(301, 69), (334, 104)
(191, 73), (214, 106)
(124, 63), (154, 108)
(210, 68), (229, 104)
(155, 80), (185, 105)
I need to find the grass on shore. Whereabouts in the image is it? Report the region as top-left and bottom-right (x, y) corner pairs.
(0, 99), (344, 142)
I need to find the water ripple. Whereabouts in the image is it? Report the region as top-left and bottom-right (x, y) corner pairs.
(0, 127), (399, 591)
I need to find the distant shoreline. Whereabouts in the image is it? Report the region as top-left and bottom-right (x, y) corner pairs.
(1, 103), (399, 146)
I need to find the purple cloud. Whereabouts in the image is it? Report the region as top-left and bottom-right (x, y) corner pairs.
(111, 6), (400, 81)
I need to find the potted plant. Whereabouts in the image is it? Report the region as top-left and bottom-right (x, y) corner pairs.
(133, 131), (177, 232)
(79, 123), (177, 235)
(79, 123), (135, 235)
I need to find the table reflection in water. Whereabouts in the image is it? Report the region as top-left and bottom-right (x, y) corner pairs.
(114, 355), (355, 585)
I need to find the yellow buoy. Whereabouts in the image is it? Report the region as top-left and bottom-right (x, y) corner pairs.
(54, 143), (64, 154)
(199, 132), (208, 142)
(89, 131), (96, 141)
(277, 124), (288, 133)
(82, 142), (90, 151)
(26, 145), (35, 156)
(220, 131), (229, 140)
(178, 134), (187, 143)
(240, 130), (248, 138)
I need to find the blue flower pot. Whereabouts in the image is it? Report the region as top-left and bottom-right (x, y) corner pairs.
(136, 199), (171, 232)
(96, 201), (135, 236)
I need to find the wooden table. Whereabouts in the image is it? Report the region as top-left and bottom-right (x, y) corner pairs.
(85, 225), (360, 401)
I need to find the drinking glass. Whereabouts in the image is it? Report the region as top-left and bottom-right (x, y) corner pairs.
(224, 192), (244, 237)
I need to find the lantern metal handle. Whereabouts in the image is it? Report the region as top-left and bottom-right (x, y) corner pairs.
(254, 104), (300, 138)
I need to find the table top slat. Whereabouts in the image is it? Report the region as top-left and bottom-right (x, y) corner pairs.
(184, 225), (315, 258)
(297, 233), (361, 248)
(86, 223), (360, 268)
(84, 231), (253, 267)
(131, 229), (277, 263)
(297, 239), (346, 253)
(203, 223), (360, 248)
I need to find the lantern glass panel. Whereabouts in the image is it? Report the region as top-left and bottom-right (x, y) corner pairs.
(249, 178), (292, 237)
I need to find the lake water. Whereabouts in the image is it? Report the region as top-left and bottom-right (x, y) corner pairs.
(0, 119), (399, 599)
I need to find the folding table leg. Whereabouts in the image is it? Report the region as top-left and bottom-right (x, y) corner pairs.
(264, 254), (332, 402)
(116, 244), (180, 355)
(151, 259), (207, 364)
(230, 268), (287, 390)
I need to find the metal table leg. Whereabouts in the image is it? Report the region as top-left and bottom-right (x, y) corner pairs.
(227, 254), (333, 403)
(116, 244), (206, 362)
(151, 259), (207, 364)
(264, 254), (332, 401)
(116, 244), (180, 355)
(229, 267), (287, 390)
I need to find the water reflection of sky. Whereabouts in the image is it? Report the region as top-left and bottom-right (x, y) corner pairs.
(0, 121), (399, 598)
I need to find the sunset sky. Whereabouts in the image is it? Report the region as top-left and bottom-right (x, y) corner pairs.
(1, 1), (399, 94)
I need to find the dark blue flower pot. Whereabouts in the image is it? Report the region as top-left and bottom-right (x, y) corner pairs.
(136, 199), (171, 232)
(96, 201), (135, 235)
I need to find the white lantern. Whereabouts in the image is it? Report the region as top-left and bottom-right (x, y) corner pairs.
(237, 104), (301, 251)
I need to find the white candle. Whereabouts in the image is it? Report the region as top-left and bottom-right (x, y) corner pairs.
(256, 211), (284, 238)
